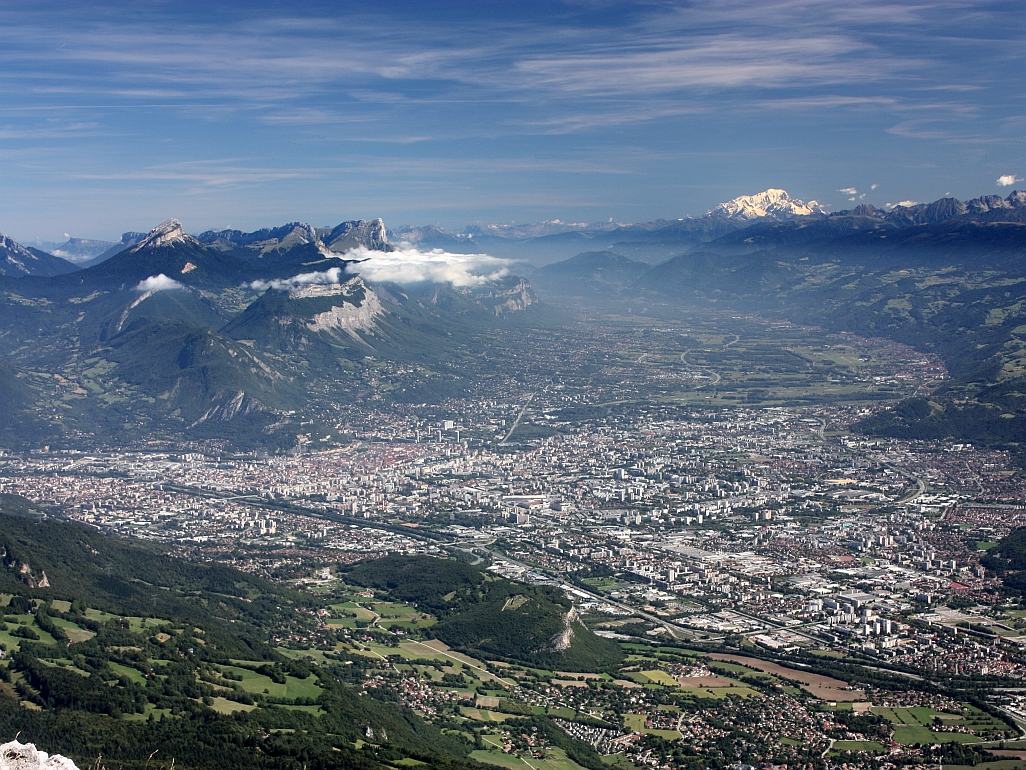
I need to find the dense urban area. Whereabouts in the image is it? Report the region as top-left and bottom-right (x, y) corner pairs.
(4, 317), (1026, 770)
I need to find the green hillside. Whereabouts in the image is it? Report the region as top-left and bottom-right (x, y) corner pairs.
(0, 495), (296, 637)
(0, 497), (479, 770)
(532, 251), (649, 299)
(0, 233), (552, 450)
(344, 555), (623, 672)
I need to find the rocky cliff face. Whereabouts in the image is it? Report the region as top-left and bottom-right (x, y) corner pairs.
(0, 741), (79, 770)
(130, 218), (194, 250)
(1, 547), (49, 588)
(544, 607), (581, 653)
(473, 277), (536, 316)
(322, 219), (392, 253)
(297, 278), (386, 335)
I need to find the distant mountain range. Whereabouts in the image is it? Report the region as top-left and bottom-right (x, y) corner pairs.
(3, 187), (1026, 451)
(25, 236), (119, 262)
(12, 188), (1026, 277)
(530, 189), (1026, 459)
(0, 234), (80, 278)
(391, 189), (1026, 266)
(0, 216), (548, 449)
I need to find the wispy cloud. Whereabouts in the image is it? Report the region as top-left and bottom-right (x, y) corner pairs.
(0, 1), (976, 125)
(0, 0), (1022, 236)
(997, 174), (1022, 187)
(72, 160), (315, 190)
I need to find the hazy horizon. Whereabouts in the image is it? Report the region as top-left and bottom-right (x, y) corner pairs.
(1, 0), (1024, 242)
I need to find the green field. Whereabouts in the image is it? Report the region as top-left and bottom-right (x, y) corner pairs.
(210, 697), (258, 715)
(890, 725), (979, 745)
(831, 741), (885, 754)
(471, 743), (589, 770)
(0, 614), (59, 647)
(219, 665), (322, 700)
(632, 670), (678, 686)
(49, 616), (96, 644)
(122, 704), (172, 722)
(82, 609), (157, 632)
(622, 713), (680, 739)
(872, 703), (1006, 742)
(580, 577), (623, 591)
(370, 601), (436, 629)
(108, 661), (147, 685)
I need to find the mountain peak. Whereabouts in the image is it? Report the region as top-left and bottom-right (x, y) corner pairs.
(132, 218), (192, 250)
(0, 232), (34, 259)
(708, 189), (826, 221)
(0, 232), (79, 277)
(323, 218), (391, 253)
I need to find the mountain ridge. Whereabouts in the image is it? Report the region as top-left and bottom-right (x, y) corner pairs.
(0, 217), (550, 449)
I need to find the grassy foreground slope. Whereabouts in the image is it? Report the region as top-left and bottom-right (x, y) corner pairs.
(0, 494), (295, 639)
(0, 497), (479, 770)
(343, 555), (623, 672)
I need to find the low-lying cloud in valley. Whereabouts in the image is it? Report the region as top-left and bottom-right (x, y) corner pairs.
(345, 247), (512, 287)
(249, 267), (349, 292)
(248, 248), (514, 292)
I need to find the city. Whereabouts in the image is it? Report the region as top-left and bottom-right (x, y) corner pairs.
(2, 317), (1025, 769)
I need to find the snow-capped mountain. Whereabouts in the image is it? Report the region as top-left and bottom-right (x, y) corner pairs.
(708, 189), (827, 221)
(1, 233), (43, 272)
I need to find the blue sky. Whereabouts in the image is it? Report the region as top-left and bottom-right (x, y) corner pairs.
(1, 0), (1024, 241)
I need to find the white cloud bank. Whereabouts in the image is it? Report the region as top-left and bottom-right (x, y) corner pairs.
(998, 174), (1022, 187)
(249, 267), (349, 292)
(135, 274), (184, 292)
(346, 247), (512, 288)
(247, 248), (514, 292)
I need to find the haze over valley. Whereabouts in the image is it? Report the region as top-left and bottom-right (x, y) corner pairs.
(2, 3), (1026, 770)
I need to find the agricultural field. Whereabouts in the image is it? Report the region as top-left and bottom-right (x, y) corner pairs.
(871, 704), (1002, 744)
(0, 594), (323, 724)
(470, 745), (588, 770)
(599, 325), (921, 410)
(831, 741), (886, 755)
(219, 664), (323, 700)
